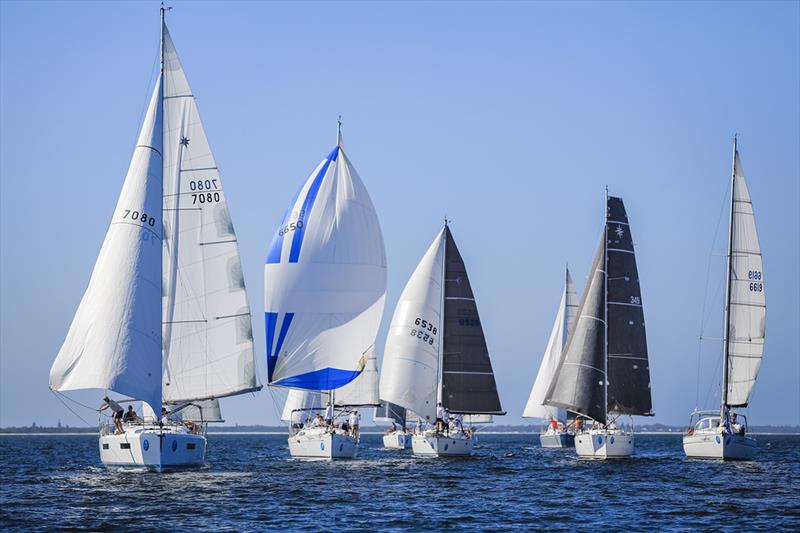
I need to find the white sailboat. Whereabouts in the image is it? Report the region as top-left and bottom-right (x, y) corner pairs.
(379, 222), (504, 457)
(522, 267), (579, 448)
(545, 193), (653, 459)
(49, 8), (260, 470)
(684, 138), (764, 460)
(375, 401), (412, 449)
(264, 122), (386, 459)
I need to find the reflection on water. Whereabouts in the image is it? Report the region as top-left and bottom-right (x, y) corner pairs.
(1, 434), (798, 531)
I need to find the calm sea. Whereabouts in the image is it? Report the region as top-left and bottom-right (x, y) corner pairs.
(1, 433), (798, 531)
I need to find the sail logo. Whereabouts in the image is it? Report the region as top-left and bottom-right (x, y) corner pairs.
(615, 225), (625, 239)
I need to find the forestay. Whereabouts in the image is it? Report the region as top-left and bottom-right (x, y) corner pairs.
(441, 226), (503, 415)
(379, 229), (446, 422)
(264, 135), (387, 391)
(523, 268), (578, 421)
(49, 78), (164, 414)
(606, 196), (652, 416)
(545, 233), (607, 423)
(725, 150), (766, 407)
(160, 25), (258, 404)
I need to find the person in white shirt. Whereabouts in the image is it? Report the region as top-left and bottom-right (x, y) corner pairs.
(311, 414), (322, 428)
(348, 410), (361, 439)
(436, 403), (445, 433)
(324, 402), (334, 427)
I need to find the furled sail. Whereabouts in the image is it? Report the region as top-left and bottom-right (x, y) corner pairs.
(523, 267), (578, 421)
(49, 78), (164, 414)
(725, 149), (765, 407)
(379, 229), (446, 422)
(264, 132), (387, 391)
(545, 233), (607, 423)
(160, 25), (258, 404)
(441, 226), (504, 415)
(606, 196), (652, 416)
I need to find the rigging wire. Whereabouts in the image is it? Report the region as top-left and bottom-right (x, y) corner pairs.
(694, 174), (732, 407)
(50, 390), (99, 428)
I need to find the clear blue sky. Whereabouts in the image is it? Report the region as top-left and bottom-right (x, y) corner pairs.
(1, 1), (798, 427)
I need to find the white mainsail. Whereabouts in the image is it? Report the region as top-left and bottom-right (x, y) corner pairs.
(264, 130), (386, 391)
(49, 78), (165, 414)
(725, 148), (766, 407)
(378, 229), (446, 422)
(160, 26), (257, 404)
(523, 267), (578, 421)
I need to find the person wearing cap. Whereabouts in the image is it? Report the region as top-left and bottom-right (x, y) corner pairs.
(98, 396), (124, 434)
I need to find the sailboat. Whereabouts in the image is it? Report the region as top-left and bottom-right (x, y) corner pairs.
(683, 138), (764, 460)
(264, 122), (386, 459)
(49, 8), (260, 469)
(545, 193), (653, 459)
(375, 401), (412, 449)
(379, 222), (504, 457)
(522, 267), (579, 448)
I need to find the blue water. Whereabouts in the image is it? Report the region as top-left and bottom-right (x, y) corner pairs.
(1, 433), (798, 531)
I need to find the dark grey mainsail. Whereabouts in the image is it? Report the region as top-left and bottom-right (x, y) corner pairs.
(606, 196), (653, 416)
(375, 401), (407, 427)
(441, 226), (504, 415)
(545, 234), (608, 423)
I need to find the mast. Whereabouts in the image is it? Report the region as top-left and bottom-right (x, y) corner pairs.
(720, 135), (737, 420)
(337, 115), (343, 148)
(603, 187), (609, 425)
(436, 218), (447, 405)
(160, 4), (165, 74)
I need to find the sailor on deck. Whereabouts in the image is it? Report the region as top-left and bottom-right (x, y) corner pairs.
(324, 402), (334, 427)
(98, 396), (124, 434)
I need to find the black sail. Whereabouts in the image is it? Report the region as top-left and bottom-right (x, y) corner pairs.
(605, 196), (653, 416)
(545, 234), (607, 423)
(441, 226), (504, 415)
(375, 401), (406, 427)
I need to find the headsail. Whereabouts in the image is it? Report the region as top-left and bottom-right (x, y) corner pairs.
(545, 232), (607, 423)
(606, 196), (652, 416)
(725, 148), (765, 407)
(179, 399), (224, 423)
(379, 229), (446, 422)
(49, 78), (164, 413)
(441, 226), (504, 415)
(523, 267), (578, 421)
(264, 131), (387, 391)
(160, 25), (258, 404)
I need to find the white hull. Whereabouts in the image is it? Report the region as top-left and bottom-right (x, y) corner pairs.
(99, 425), (206, 470)
(683, 431), (757, 460)
(383, 430), (412, 449)
(412, 433), (474, 457)
(288, 428), (358, 459)
(540, 431), (575, 448)
(574, 429), (633, 459)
